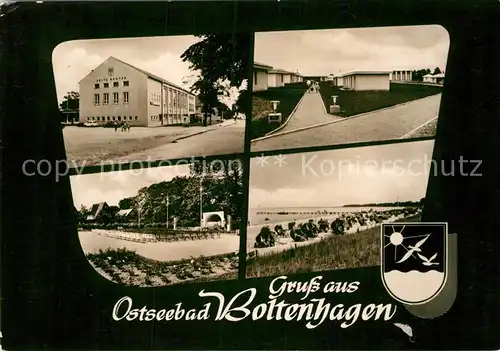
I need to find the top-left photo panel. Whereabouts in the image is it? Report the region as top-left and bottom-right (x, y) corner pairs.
(52, 35), (251, 167)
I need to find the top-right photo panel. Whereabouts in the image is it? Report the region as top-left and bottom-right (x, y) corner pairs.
(250, 25), (450, 152)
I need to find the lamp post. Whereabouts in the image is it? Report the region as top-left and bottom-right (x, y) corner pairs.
(271, 100), (279, 113)
(137, 200), (141, 229)
(329, 95), (340, 114)
(199, 177), (203, 229)
(268, 100), (282, 123)
(166, 195), (169, 229)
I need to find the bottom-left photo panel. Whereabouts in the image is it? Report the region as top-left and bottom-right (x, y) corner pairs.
(71, 159), (244, 287)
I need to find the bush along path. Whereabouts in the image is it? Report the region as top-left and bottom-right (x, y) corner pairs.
(87, 248), (238, 287)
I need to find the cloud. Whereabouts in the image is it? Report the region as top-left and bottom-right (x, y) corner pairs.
(71, 185), (128, 209)
(70, 164), (192, 208)
(249, 163), (428, 208)
(249, 141), (434, 209)
(255, 25), (450, 76)
(52, 45), (105, 102)
(52, 36), (201, 103)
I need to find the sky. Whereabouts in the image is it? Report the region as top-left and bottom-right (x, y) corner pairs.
(254, 25), (450, 76)
(70, 164), (191, 209)
(249, 140), (435, 209)
(52, 35), (202, 103)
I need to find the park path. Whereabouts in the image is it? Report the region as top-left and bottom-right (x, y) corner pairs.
(252, 93), (442, 152)
(279, 91), (342, 133)
(79, 231), (239, 262)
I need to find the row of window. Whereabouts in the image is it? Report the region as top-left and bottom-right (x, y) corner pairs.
(94, 92), (129, 105)
(95, 81), (129, 89)
(87, 116), (138, 122)
(150, 91), (190, 108)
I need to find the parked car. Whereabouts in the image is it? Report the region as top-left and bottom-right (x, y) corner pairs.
(84, 121), (99, 127)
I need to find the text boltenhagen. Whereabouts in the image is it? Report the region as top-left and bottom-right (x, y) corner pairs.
(112, 289), (397, 329)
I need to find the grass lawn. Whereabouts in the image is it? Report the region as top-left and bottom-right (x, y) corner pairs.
(246, 214), (421, 278)
(318, 82), (443, 117)
(251, 83), (308, 139)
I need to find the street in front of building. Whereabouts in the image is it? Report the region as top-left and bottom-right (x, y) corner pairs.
(64, 118), (245, 166)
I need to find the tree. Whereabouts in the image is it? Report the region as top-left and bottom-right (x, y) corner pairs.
(60, 91), (80, 123)
(98, 205), (120, 225)
(181, 34), (251, 126)
(119, 197), (135, 210)
(189, 159), (244, 228)
(433, 67), (442, 75)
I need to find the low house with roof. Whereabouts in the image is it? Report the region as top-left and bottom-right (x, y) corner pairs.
(342, 71), (392, 91)
(423, 72), (445, 85)
(253, 62), (273, 92)
(86, 202), (109, 221)
(254, 62), (303, 91)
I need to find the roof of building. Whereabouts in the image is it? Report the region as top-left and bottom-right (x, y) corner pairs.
(254, 61), (274, 70)
(86, 202), (108, 220)
(80, 56), (194, 95)
(117, 209), (133, 217)
(423, 74), (435, 77)
(269, 68), (291, 74)
(342, 70), (392, 76)
(433, 73), (445, 78)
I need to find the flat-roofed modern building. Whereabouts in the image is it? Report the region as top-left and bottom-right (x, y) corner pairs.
(79, 56), (196, 127)
(391, 70), (413, 81)
(342, 71), (391, 91)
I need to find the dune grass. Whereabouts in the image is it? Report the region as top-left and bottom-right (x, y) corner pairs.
(246, 215), (421, 278)
(318, 82), (442, 117)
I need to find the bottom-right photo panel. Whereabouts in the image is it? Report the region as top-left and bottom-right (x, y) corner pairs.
(246, 139), (434, 278)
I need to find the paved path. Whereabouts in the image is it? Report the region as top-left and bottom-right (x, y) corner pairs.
(252, 94), (441, 152)
(117, 119), (245, 162)
(279, 91), (342, 132)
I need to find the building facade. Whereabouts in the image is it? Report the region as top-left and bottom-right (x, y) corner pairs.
(391, 70), (413, 81)
(342, 71), (391, 91)
(79, 56), (196, 127)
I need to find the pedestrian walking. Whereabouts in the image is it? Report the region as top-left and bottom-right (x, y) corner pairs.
(113, 121), (118, 132)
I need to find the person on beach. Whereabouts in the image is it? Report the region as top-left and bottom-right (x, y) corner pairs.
(274, 224), (286, 237)
(290, 223), (307, 242)
(331, 218), (345, 236)
(318, 218), (329, 233)
(302, 220), (319, 239)
(254, 226), (276, 248)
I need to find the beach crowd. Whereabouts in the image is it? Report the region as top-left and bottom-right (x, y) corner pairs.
(254, 207), (421, 248)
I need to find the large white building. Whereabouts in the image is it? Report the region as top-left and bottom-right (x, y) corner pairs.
(79, 56), (196, 127)
(342, 71), (391, 91)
